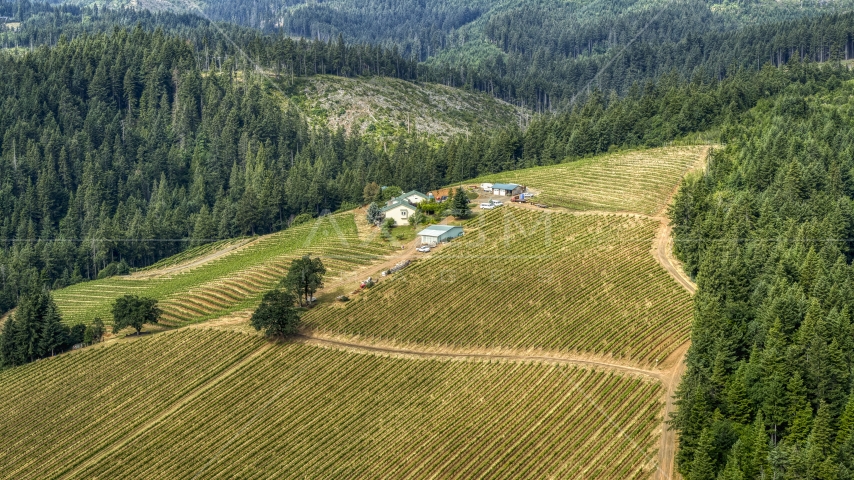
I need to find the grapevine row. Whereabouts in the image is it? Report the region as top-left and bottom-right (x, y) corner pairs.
(304, 209), (693, 366)
(76, 343), (663, 479)
(52, 213), (395, 326)
(472, 146), (703, 215)
(0, 329), (264, 480)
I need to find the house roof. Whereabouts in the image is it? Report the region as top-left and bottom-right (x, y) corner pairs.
(492, 183), (520, 190)
(417, 225), (463, 237)
(399, 190), (429, 200)
(380, 199), (416, 213)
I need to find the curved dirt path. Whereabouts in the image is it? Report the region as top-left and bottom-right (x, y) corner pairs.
(55, 147), (707, 479)
(656, 341), (690, 480)
(130, 238), (257, 279)
(296, 333), (663, 381)
(653, 221), (696, 295)
(649, 146), (706, 480)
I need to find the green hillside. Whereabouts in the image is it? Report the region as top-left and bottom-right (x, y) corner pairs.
(53, 213), (392, 328)
(473, 146), (706, 215)
(2, 144), (700, 478)
(0, 329), (264, 479)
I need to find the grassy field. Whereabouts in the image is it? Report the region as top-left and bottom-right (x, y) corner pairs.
(473, 146), (705, 215)
(52, 214), (393, 328)
(0, 329), (264, 479)
(305, 208), (693, 366)
(0, 331), (664, 479)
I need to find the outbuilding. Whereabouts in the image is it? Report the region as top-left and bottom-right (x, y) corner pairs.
(417, 225), (464, 246)
(381, 199), (417, 226)
(492, 183), (524, 196)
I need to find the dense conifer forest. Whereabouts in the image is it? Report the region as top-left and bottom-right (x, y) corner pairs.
(6, 2), (854, 475)
(671, 78), (854, 477)
(5, 0), (849, 316)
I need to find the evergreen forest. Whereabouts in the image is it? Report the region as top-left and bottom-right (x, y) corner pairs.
(5, 0), (854, 476)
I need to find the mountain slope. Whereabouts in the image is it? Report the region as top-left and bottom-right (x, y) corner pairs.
(280, 75), (523, 140)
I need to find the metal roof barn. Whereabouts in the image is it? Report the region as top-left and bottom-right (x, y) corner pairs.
(417, 225), (464, 246)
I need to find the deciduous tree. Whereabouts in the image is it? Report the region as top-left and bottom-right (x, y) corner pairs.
(282, 256), (326, 307)
(250, 289), (301, 338)
(112, 295), (161, 335)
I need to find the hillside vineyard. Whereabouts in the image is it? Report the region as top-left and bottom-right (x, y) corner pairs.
(473, 146), (704, 215)
(52, 214), (392, 326)
(0, 331), (664, 479)
(6, 0), (854, 477)
(305, 209), (693, 366)
(0, 329), (264, 479)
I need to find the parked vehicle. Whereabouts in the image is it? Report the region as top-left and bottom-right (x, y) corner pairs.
(510, 195), (527, 203)
(416, 246), (431, 253)
(491, 200), (504, 206)
(480, 203), (495, 209)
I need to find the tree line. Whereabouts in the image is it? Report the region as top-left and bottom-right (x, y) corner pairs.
(670, 73), (854, 478)
(0, 291), (104, 367)
(8, 0), (854, 110)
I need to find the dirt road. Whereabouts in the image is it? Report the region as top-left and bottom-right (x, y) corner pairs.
(296, 333), (663, 380)
(130, 238), (256, 279)
(59, 147), (707, 479)
(649, 147), (706, 480)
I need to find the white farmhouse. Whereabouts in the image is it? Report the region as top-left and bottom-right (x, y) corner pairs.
(381, 199), (417, 226)
(398, 190), (430, 205)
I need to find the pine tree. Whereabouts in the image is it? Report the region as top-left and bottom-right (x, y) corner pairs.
(750, 414), (770, 479)
(38, 302), (67, 357)
(689, 428), (718, 480)
(717, 456), (746, 480)
(366, 202), (383, 226)
(451, 187), (471, 219)
(836, 395), (854, 451)
(807, 402), (834, 462)
(725, 364), (752, 425)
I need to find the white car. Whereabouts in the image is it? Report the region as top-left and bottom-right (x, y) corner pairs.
(491, 200), (504, 206)
(416, 246), (431, 253)
(480, 203), (495, 209)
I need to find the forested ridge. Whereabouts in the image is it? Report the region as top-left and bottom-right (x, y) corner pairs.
(180, 0), (854, 107)
(10, 0), (854, 109)
(4, 14), (841, 318)
(670, 78), (854, 477)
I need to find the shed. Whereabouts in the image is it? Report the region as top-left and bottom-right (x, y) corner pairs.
(417, 225), (464, 246)
(492, 183), (524, 196)
(381, 199), (417, 226)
